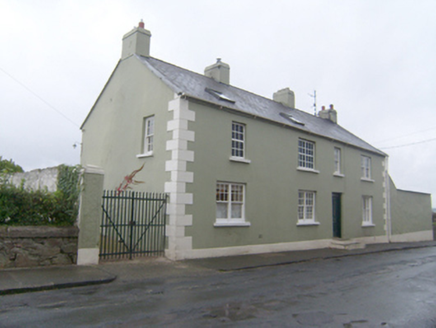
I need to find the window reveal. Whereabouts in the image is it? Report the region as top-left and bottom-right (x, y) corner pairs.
(143, 116), (154, 154)
(361, 155), (371, 179)
(231, 122), (245, 158)
(216, 182), (245, 221)
(298, 191), (316, 223)
(298, 139), (315, 169)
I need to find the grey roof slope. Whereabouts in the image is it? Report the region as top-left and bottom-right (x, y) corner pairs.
(137, 55), (385, 156)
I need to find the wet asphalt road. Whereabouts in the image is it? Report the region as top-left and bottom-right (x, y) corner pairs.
(1, 247), (436, 327)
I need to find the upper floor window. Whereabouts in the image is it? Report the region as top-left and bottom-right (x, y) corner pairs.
(362, 196), (373, 226)
(231, 122), (245, 158)
(298, 139), (315, 169)
(142, 116), (154, 155)
(361, 155), (371, 179)
(334, 147), (342, 175)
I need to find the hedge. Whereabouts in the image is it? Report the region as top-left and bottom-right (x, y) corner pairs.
(0, 165), (81, 226)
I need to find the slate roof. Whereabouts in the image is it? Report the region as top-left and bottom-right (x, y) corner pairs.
(137, 55), (385, 156)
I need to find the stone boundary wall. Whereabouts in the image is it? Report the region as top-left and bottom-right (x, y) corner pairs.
(0, 226), (78, 268)
(8, 166), (59, 192)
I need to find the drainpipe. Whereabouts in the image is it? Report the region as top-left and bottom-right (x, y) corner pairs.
(385, 157), (392, 243)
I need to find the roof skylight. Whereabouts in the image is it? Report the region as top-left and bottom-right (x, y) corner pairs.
(205, 88), (235, 103)
(279, 112), (305, 126)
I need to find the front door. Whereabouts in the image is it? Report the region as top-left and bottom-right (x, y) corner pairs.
(332, 193), (341, 238)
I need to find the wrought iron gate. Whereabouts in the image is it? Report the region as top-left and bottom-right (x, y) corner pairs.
(99, 190), (168, 259)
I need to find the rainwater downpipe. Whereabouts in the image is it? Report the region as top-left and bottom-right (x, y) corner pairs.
(385, 157), (392, 242)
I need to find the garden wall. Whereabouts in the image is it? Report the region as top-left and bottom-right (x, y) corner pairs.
(0, 226), (78, 268)
(8, 166), (59, 192)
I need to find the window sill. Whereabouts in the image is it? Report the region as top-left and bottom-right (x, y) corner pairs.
(297, 167), (320, 174)
(214, 221), (251, 227)
(137, 152), (153, 158)
(297, 221), (320, 226)
(334, 173), (345, 178)
(362, 223), (375, 227)
(229, 156), (251, 164)
(360, 178), (374, 183)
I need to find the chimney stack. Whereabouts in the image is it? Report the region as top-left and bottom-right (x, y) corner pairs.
(204, 58), (230, 84)
(121, 20), (151, 59)
(273, 88), (295, 108)
(318, 104), (337, 123)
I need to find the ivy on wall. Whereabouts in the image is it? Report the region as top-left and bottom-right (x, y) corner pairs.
(0, 165), (81, 226)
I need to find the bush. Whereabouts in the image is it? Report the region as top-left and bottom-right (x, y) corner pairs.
(0, 165), (81, 226)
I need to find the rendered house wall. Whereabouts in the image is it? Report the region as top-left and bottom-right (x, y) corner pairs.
(81, 56), (174, 192)
(184, 100), (387, 251)
(79, 22), (433, 260)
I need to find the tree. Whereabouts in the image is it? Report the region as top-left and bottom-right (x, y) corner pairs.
(0, 156), (24, 174)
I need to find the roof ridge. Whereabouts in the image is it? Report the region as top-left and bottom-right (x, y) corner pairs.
(140, 55), (309, 114)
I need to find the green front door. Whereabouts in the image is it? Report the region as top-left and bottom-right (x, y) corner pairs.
(332, 193), (341, 238)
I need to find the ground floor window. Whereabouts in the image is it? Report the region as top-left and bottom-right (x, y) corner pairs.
(362, 196), (373, 226)
(216, 182), (246, 225)
(298, 190), (316, 224)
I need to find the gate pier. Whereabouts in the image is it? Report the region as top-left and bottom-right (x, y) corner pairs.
(77, 166), (105, 265)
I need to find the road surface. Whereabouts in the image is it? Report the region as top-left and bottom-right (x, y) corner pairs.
(1, 247), (436, 327)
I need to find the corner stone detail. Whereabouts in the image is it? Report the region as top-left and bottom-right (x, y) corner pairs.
(165, 96), (195, 260)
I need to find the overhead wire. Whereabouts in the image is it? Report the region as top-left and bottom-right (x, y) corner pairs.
(379, 137), (436, 150)
(374, 125), (436, 145)
(0, 66), (80, 128)
(2, 66), (435, 150)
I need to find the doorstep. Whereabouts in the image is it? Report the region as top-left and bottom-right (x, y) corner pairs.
(330, 238), (366, 250)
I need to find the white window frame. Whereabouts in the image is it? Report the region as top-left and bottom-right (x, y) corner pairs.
(361, 155), (372, 180)
(298, 139), (316, 171)
(138, 116), (154, 157)
(334, 147), (343, 176)
(215, 182), (250, 227)
(297, 190), (319, 225)
(362, 196), (374, 226)
(231, 122), (245, 156)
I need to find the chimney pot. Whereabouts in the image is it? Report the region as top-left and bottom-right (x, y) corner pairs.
(319, 104), (337, 123)
(121, 21), (152, 59)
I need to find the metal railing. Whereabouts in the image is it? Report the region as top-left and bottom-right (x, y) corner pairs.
(99, 191), (168, 259)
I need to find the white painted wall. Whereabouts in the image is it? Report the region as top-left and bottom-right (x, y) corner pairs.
(8, 167), (59, 192)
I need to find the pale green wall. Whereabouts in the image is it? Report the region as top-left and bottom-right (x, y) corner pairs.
(77, 170), (104, 249)
(81, 57), (173, 192)
(81, 57), (388, 251)
(389, 178), (432, 234)
(185, 101), (386, 249)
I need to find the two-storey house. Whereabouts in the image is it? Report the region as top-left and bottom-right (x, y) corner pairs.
(81, 22), (432, 260)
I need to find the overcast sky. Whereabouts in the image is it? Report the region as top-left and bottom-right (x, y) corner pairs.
(1, 0), (435, 203)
